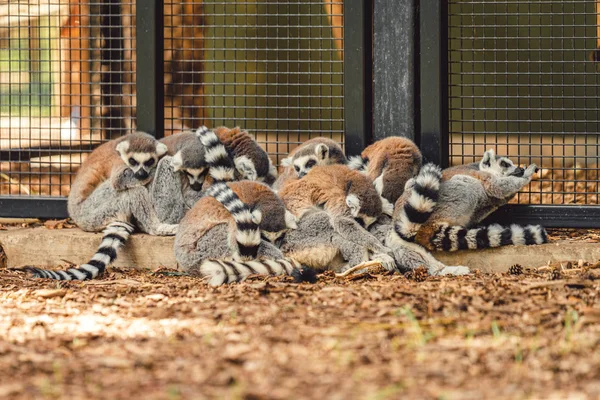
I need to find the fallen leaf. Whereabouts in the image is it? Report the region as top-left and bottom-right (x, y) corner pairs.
(33, 289), (67, 299)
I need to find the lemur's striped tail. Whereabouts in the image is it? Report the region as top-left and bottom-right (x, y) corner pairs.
(347, 155), (368, 173)
(195, 125), (236, 182)
(394, 163), (442, 241)
(23, 221), (134, 280)
(199, 258), (317, 286)
(205, 182), (261, 260)
(430, 223), (548, 252)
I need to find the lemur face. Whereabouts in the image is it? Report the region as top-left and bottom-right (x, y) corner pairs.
(292, 156), (318, 178)
(480, 150), (524, 177)
(116, 140), (167, 180)
(260, 210), (297, 246)
(183, 168), (208, 191)
(286, 143), (331, 178)
(172, 151), (209, 191)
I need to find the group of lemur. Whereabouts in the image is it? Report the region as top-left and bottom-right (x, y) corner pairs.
(24, 126), (548, 285)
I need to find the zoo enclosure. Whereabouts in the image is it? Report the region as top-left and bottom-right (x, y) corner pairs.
(0, 0), (599, 228)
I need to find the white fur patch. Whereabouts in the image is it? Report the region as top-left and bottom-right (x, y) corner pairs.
(67, 268), (88, 280)
(172, 151), (183, 171)
(285, 210), (298, 229)
(91, 253), (112, 265)
(510, 224), (525, 246)
(448, 226), (463, 251)
(251, 209), (263, 224)
(465, 229), (479, 249)
(205, 145), (229, 164)
(315, 143), (329, 160)
(527, 225), (545, 244)
(235, 155), (257, 181)
(115, 141), (129, 154)
(156, 142), (168, 157)
(210, 167), (235, 181)
(408, 190), (436, 212)
(347, 155), (366, 172)
(373, 175), (384, 195)
(280, 157), (292, 167)
(80, 264), (101, 276)
(381, 197), (394, 216)
(345, 194), (361, 217)
(487, 224), (503, 248)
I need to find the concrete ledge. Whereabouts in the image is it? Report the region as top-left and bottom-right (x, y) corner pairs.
(1, 227), (598, 272)
(0, 227), (177, 270)
(434, 241), (600, 272)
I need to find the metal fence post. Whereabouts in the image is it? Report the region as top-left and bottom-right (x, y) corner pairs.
(343, 0), (373, 156)
(419, 0), (449, 166)
(136, 0), (164, 138)
(373, 0), (418, 142)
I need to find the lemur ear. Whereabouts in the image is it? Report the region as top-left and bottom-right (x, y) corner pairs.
(156, 142), (168, 157)
(251, 209), (263, 225)
(268, 158), (278, 179)
(235, 156), (257, 180)
(172, 151), (183, 171)
(280, 157), (292, 167)
(115, 140), (129, 155)
(315, 144), (329, 161)
(285, 210), (298, 229)
(194, 125), (210, 137)
(481, 149), (495, 168)
(345, 194), (361, 217)
(381, 197), (394, 216)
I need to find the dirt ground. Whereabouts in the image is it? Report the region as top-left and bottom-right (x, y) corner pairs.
(1, 238), (600, 400)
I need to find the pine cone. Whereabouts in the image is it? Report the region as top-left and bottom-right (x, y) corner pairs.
(406, 266), (429, 282)
(550, 268), (562, 280)
(508, 264), (523, 275)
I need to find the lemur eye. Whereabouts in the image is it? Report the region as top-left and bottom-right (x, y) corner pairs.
(144, 158), (155, 167)
(500, 161), (509, 168)
(294, 165), (300, 172)
(305, 159), (316, 168)
(128, 157), (138, 166)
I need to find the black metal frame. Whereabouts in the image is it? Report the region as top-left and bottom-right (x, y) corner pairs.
(1, 0), (369, 218)
(343, 0), (373, 156)
(418, 0), (600, 228)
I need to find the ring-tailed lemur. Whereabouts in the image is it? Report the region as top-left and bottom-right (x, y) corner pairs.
(151, 128), (238, 224)
(24, 132), (177, 280)
(274, 137), (346, 190)
(394, 150), (547, 252)
(364, 164), (470, 276)
(194, 126), (237, 183)
(211, 126), (277, 185)
(278, 164), (396, 270)
(174, 181), (315, 285)
(347, 136), (422, 206)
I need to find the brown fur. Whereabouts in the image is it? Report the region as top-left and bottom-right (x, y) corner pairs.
(69, 133), (159, 205)
(278, 164), (382, 219)
(275, 137), (345, 190)
(360, 137), (422, 203)
(213, 126), (272, 180)
(176, 181), (288, 252)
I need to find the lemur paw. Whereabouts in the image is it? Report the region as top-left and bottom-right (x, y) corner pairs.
(524, 164), (538, 178)
(434, 266), (471, 276)
(370, 253), (397, 272)
(154, 223), (179, 236)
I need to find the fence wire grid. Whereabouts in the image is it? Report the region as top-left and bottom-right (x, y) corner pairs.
(0, 0), (136, 198)
(0, 0), (344, 200)
(164, 0), (344, 164)
(448, 0), (600, 206)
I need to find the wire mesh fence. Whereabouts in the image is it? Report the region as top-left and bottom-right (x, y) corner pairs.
(0, 0), (344, 204)
(0, 0), (136, 198)
(163, 0), (345, 164)
(448, 0), (600, 206)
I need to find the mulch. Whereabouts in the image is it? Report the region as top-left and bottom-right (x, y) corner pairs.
(1, 258), (599, 399)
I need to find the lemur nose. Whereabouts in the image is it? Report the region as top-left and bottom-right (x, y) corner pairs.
(134, 169), (149, 180)
(190, 182), (203, 191)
